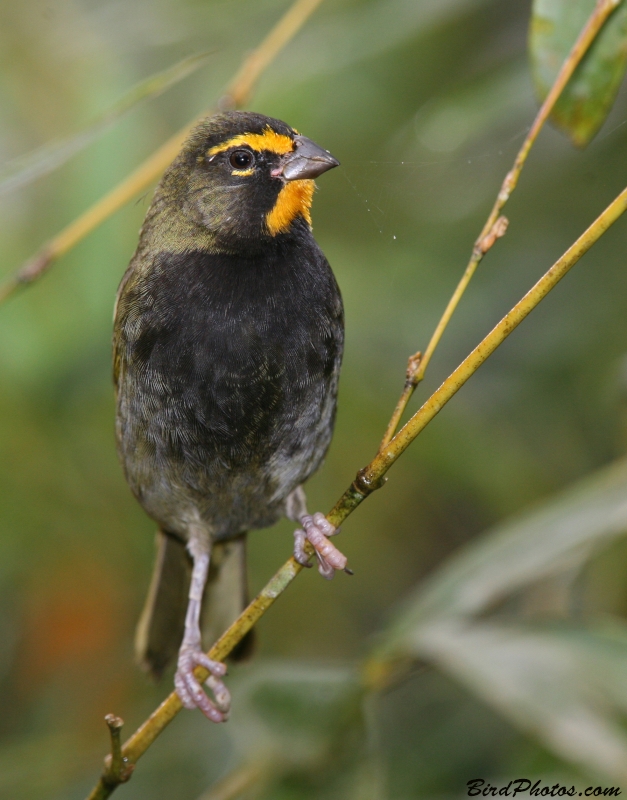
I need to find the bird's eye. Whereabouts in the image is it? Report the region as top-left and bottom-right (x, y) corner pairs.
(229, 150), (254, 170)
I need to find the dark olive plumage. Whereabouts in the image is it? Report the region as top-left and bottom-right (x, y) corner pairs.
(116, 231), (343, 538)
(113, 112), (343, 692)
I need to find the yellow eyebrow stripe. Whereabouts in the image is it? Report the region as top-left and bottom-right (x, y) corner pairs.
(208, 127), (294, 157)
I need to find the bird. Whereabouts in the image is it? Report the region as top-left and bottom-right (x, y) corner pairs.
(113, 111), (347, 722)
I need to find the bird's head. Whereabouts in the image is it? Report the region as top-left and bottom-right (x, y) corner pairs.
(158, 111), (339, 250)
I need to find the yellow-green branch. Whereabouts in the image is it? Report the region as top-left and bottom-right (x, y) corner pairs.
(379, 349), (422, 450)
(86, 179), (627, 800)
(365, 184), (627, 481)
(0, 0), (325, 306)
(379, 0), (624, 449)
(76, 2), (627, 796)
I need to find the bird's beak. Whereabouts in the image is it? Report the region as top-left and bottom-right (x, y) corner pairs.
(279, 135), (340, 181)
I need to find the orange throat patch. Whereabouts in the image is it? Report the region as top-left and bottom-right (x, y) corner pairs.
(266, 179), (315, 235)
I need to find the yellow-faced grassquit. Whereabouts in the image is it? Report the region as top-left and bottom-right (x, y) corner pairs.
(113, 111), (347, 722)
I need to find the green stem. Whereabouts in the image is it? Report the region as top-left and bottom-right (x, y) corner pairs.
(0, 0), (326, 306)
(380, 0), (624, 446)
(86, 179), (627, 800)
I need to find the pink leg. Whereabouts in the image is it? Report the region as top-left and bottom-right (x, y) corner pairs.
(174, 537), (231, 722)
(286, 487), (350, 580)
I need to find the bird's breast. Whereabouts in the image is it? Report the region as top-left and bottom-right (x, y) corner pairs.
(115, 235), (343, 490)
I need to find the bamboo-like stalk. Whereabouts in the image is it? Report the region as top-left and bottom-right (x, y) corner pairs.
(0, 0), (325, 306)
(378, 0), (624, 449)
(16, 0), (612, 795)
(85, 179), (627, 800)
(362, 184), (627, 485)
(82, 3), (627, 795)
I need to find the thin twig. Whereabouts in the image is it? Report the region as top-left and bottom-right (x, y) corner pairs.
(222, 0), (325, 109)
(379, 351), (422, 450)
(85, 177), (627, 800)
(378, 0), (623, 448)
(80, 1), (625, 795)
(196, 651), (411, 800)
(0, 0), (325, 306)
(418, 0), (622, 378)
(362, 184), (627, 486)
(92, 715), (134, 799)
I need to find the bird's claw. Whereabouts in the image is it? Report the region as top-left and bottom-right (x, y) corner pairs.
(174, 644), (230, 723)
(293, 512), (348, 580)
(293, 527), (313, 567)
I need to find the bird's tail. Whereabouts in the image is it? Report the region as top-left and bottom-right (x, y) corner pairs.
(135, 530), (253, 680)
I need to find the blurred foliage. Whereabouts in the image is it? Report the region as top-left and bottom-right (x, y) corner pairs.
(530, 0), (627, 147)
(3, 0), (627, 798)
(0, 50), (213, 196)
(379, 458), (627, 783)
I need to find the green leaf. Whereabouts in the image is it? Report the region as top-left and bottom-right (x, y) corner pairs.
(228, 663), (380, 800)
(0, 51), (213, 196)
(386, 456), (627, 635)
(409, 621), (627, 781)
(377, 457), (627, 778)
(232, 664), (364, 764)
(529, 0), (627, 147)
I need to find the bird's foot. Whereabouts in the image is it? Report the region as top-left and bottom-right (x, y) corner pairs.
(174, 642), (230, 723)
(293, 512), (349, 580)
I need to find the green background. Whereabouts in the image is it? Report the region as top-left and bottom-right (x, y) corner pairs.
(2, 0), (627, 797)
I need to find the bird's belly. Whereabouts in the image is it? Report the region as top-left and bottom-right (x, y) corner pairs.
(114, 241), (343, 541)
(115, 358), (336, 540)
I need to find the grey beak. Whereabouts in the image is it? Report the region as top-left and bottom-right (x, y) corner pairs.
(281, 135), (340, 181)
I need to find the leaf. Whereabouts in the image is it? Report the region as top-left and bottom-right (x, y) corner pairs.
(529, 0), (627, 147)
(412, 621), (627, 781)
(376, 457), (627, 778)
(386, 456), (627, 635)
(0, 51), (213, 196)
(227, 663), (381, 800)
(231, 663), (364, 763)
